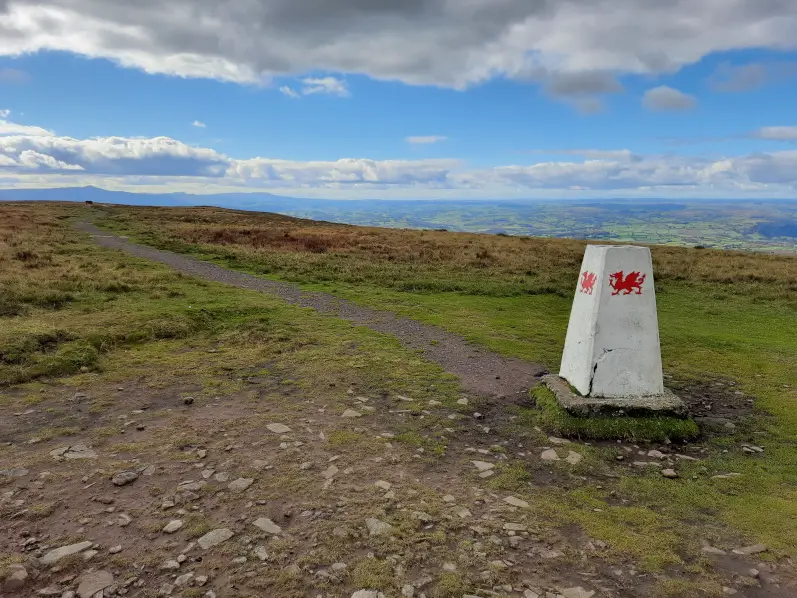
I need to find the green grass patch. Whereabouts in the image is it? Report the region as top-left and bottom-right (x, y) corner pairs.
(527, 385), (700, 442)
(351, 558), (395, 590)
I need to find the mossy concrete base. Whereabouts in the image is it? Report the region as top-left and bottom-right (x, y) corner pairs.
(542, 374), (688, 418)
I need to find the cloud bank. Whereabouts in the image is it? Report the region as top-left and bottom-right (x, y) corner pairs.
(1, 110), (797, 197)
(0, 0), (796, 92)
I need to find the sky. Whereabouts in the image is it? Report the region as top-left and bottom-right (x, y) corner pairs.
(1, 1), (797, 200)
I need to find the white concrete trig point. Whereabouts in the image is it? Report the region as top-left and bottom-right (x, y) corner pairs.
(544, 245), (686, 417)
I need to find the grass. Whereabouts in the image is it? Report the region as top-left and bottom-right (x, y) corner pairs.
(527, 385), (700, 442)
(350, 558), (395, 590)
(97, 204), (797, 303)
(4, 202), (797, 593)
(92, 203), (797, 571)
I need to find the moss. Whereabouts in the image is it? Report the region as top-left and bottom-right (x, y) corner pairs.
(351, 558), (394, 590)
(435, 572), (469, 598)
(488, 462), (532, 491)
(527, 385), (699, 442)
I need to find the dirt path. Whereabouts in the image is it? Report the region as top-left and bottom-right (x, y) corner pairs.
(76, 221), (546, 398)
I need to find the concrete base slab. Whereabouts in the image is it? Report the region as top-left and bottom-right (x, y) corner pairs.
(542, 374), (688, 418)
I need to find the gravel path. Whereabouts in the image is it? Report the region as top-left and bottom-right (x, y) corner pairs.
(76, 222), (546, 397)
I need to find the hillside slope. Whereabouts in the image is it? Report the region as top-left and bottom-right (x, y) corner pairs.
(1, 202), (796, 598)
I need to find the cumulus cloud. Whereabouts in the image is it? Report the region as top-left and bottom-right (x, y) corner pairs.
(406, 136), (447, 144)
(752, 126), (797, 141)
(0, 129), (229, 175)
(1, 112), (797, 195)
(300, 77), (349, 97)
(0, 1), (795, 91)
(228, 157), (458, 186)
(0, 109), (53, 136)
(192, 120), (207, 128)
(642, 86), (697, 111)
(280, 77), (350, 98)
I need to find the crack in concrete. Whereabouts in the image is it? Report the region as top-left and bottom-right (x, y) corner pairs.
(588, 347), (629, 397)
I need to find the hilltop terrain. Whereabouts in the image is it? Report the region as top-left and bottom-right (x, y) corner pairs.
(1, 202), (797, 598)
(2, 188), (796, 254)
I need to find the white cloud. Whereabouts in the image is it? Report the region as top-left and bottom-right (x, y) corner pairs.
(228, 157), (457, 185)
(0, 1), (795, 92)
(192, 120), (207, 128)
(642, 86), (697, 111)
(753, 126), (797, 141)
(279, 78), (349, 98)
(0, 112), (797, 196)
(0, 109), (54, 136)
(406, 136), (447, 144)
(299, 77), (349, 97)
(279, 85), (300, 98)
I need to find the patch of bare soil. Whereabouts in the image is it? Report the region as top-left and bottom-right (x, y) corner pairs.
(2, 371), (793, 598)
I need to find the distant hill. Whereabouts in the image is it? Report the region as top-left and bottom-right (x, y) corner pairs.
(0, 186), (291, 208)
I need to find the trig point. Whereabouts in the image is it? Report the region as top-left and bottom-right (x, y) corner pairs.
(544, 245), (686, 417)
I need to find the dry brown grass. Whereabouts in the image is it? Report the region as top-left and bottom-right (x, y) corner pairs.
(102, 205), (797, 302)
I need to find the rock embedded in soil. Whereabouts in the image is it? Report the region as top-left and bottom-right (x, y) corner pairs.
(163, 520), (183, 534)
(733, 544), (768, 555)
(561, 588), (595, 598)
(375, 480), (392, 491)
(541, 449), (560, 461)
(365, 518), (393, 536)
(228, 478), (254, 492)
(352, 592), (383, 598)
(252, 518), (282, 535)
(198, 528), (234, 550)
(322, 465), (339, 479)
(161, 560), (181, 571)
(254, 546), (269, 561)
(266, 423), (291, 434)
(111, 470), (138, 486)
(565, 451), (583, 465)
(39, 541), (93, 565)
(661, 468), (679, 478)
(50, 444), (97, 461)
(0, 468), (29, 478)
(471, 460), (495, 472)
(77, 570), (113, 598)
(503, 496), (530, 508)
(342, 409), (362, 418)
(3, 565), (27, 592)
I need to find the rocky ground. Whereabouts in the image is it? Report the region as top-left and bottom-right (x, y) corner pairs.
(1, 373), (791, 598)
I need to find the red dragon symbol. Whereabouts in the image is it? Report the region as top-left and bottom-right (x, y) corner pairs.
(608, 271), (646, 295)
(579, 271), (597, 295)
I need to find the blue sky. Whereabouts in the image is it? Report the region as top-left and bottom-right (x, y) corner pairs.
(1, 1), (797, 199)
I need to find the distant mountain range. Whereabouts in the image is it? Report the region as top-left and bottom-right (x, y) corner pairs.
(0, 185), (294, 209)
